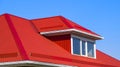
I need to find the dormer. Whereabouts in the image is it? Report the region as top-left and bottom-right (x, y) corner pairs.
(31, 16), (103, 59)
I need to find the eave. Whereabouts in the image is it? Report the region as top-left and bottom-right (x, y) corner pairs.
(40, 29), (104, 40)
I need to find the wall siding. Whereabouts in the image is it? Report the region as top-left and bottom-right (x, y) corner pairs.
(45, 34), (71, 53)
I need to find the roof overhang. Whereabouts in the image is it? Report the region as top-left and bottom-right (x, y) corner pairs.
(0, 60), (75, 67)
(40, 29), (104, 40)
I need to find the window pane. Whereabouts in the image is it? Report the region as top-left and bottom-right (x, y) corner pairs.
(87, 41), (94, 57)
(73, 37), (80, 55)
(82, 40), (86, 55)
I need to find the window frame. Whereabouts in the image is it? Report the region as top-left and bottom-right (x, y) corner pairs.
(71, 35), (96, 59)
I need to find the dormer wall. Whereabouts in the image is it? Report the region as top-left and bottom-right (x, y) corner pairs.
(44, 34), (71, 53)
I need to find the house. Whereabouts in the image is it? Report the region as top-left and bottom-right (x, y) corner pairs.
(0, 13), (120, 67)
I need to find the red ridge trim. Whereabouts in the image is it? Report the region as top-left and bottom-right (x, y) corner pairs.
(29, 20), (39, 33)
(59, 16), (73, 28)
(4, 14), (29, 60)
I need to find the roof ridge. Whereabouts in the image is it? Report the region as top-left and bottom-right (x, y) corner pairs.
(4, 14), (29, 60)
(1, 13), (29, 20)
(31, 15), (62, 21)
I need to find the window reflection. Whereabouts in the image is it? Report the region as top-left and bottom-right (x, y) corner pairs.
(73, 37), (80, 55)
(82, 40), (86, 55)
(87, 41), (94, 57)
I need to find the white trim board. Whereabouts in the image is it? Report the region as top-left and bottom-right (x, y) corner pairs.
(40, 29), (104, 40)
(0, 60), (76, 67)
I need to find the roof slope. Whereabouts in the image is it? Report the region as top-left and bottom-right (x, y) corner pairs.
(0, 14), (120, 67)
(96, 50), (120, 67)
(0, 14), (23, 62)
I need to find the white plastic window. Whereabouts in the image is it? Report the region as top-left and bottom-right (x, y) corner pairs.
(71, 35), (96, 58)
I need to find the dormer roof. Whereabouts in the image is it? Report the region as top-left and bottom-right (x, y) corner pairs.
(31, 16), (103, 40)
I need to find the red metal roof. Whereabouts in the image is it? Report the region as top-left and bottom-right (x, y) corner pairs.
(0, 14), (120, 67)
